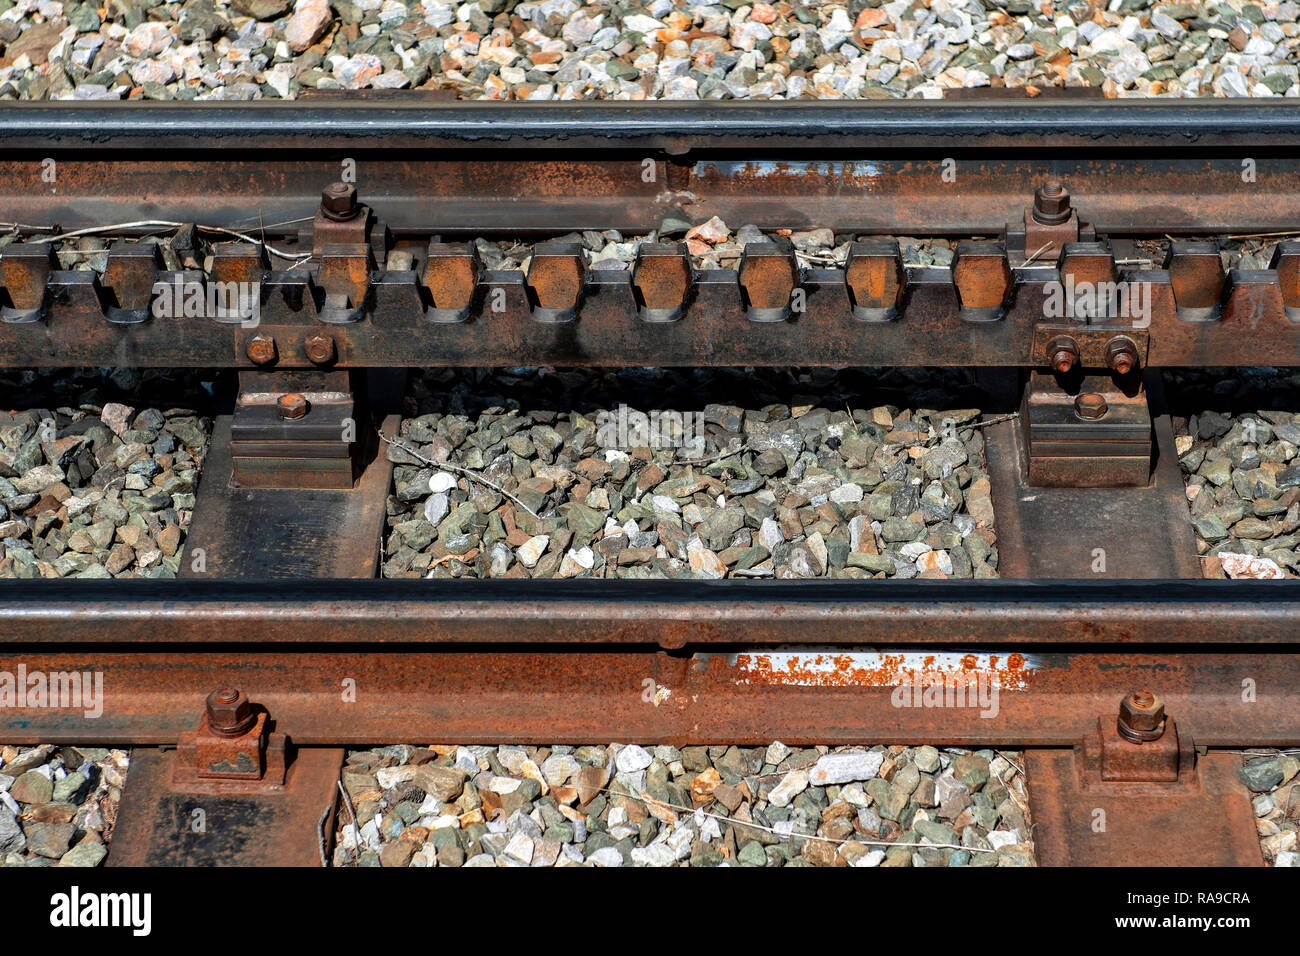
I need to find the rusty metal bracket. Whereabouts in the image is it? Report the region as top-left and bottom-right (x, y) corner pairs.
(1027, 692), (1262, 866)
(229, 369), (364, 490)
(1020, 369), (1152, 488)
(1006, 180), (1096, 266)
(173, 688), (286, 785)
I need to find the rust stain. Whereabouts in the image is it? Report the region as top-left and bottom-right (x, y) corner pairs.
(732, 650), (1039, 690)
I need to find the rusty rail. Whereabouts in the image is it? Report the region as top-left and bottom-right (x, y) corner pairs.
(1, 580), (1298, 747)
(2, 101), (1298, 369)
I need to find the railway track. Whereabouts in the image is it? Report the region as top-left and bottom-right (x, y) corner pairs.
(0, 98), (1298, 874)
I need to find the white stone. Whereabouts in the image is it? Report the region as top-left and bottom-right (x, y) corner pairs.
(687, 538), (725, 579)
(540, 753), (580, 787)
(423, 492), (450, 526)
(767, 769), (809, 808)
(809, 750), (885, 786)
(630, 842), (676, 866)
(480, 775), (522, 795)
(1218, 551), (1285, 579)
(497, 745), (528, 773)
(829, 482), (864, 503)
(615, 744), (653, 774)
(503, 832), (535, 864)
(985, 830), (1018, 851)
(623, 14), (665, 34)
(588, 846), (624, 867)
(651, 494), (680, 513)
(840, 783), (870, 808)
(759, 517), (784, 551)
(558, 546), (595, 577)
(517, 534), (549, 568)
(765, 741), (791, 765)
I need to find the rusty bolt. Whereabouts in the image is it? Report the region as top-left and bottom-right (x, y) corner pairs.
(1047, 335), (1079, 374)
(304, 332), (336, 365)
(1105, 336), (1139, 376)
(320, 182), (359, 222)
(1033, 179), (1071, 225)
(1074, 392), (1108, 420)
(277, 393), (309, 420)
(1117, 688), (1166, 743)
(205, 687), (257, 738)
(245, 333), (277, 366)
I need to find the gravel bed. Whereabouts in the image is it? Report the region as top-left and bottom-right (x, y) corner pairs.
(335, 742), (1034, 867)
(1166, 367), (1300, 579)
(1, 0), (1297, 102)
(1239, 748), (1300, 865)
(0, 745), (128, 867)
(0, 367), (218, 579)
(383, 366), (1000, 580)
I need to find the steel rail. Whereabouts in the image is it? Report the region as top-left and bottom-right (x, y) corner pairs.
(1, 643), (1295, 746)
(3, 100), (1300, 149)
(0, 579), (1298, 644)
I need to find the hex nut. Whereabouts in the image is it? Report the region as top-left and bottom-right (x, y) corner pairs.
(1117, 689), (1166, 742)
(206, 688), (256, 737)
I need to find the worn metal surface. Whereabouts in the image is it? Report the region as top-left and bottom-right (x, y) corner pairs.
(1026, 748), (1262, 867)
(1, 579), (1296, 644)
(3, 100), (1299, 149)
(107, 746), (343, 867)
(0, 643), (1296, 746)
(179, 413), (398, 578)
(2, 102), (1300, 236)
(985, 373), (1201, 578)
(0, 256), (1297, 368)
(1020, 370), (1152, 488)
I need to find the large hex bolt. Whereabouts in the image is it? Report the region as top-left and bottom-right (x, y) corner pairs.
(320, 182), (360, 222)
(245, 333), (277, 366)
(1117, 688), (1166, 743)
(1074, 392), (1108, 420)
(1033, 179), (1071, 225)
(305, 332), (336, 365)
(277, 393), (310, 420)
(1047, 335), (1080, 374)
(1105, 336), (1139, 376)
(206, 687), (257, 738)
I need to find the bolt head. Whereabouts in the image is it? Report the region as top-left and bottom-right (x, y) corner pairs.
(246, 334), (277, 366)
(305, 333), (336, 364)
(277, 393), (310, 420)
(1118, 689), (1166, 741)
(205, 687), (255, 737)
(1074, 392), (1108, 420)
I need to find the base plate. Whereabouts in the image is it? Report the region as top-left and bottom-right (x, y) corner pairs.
(179, 414), (398, 579)
(985, 372), (1200, 578)
(107, 747), (344, 867)
(1026, 748), (1263, 867)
